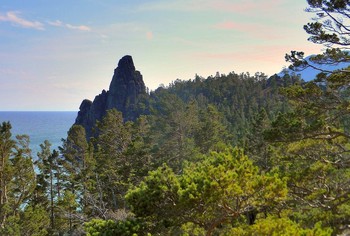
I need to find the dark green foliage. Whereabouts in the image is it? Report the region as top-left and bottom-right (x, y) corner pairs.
(245, 108), (273, 171)
(0, 122), (15, 228)
(0, 123), (42, 235)
(229, 217), (332, 236)
(36, 141), (61, 234)
(84, 218), (149, 236)
(126, 147), (288, 235)
(150, 72), (291, 146)
(264, 74), (350, 232)
(93, 109), (133, 211)
(20, 205), (50, 236)
(267, 1), (350, 234)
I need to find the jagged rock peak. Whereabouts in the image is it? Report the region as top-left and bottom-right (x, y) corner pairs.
(74, 55), (148, 138)
(107, 55), (146, 110)
(118, 55), (135, 71)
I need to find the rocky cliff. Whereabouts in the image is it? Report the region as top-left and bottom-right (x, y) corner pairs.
(75, 55), (148, 137)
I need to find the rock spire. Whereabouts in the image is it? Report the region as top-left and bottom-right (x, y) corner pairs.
(75, 55), (147, 137)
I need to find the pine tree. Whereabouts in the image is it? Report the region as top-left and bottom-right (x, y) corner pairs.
(0, 122), (15, 228)
(36, 141), (60, 234)
(265, 1), (350, 233)
(245, 109), (273, 171)
(59, 124), (94, 215)
(0, 123), (37, 235)
(10, 135), (36, 214)
(93, 109), (132, 212)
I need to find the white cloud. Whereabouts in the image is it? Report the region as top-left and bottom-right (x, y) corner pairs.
(48, 20), (63, 27)
(66, 23), (91, 32)
(0, 11), (44, 30)
(48, 19), (91, 32)
(0, 11), (91, 32)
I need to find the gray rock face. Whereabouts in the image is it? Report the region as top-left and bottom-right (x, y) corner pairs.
(75, 55), (147, 137)
(107, 55), (146, 111)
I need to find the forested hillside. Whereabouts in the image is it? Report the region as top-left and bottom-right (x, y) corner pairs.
(1, 0), (350, 235)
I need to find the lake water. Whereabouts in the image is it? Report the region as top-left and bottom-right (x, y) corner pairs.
(0, 111), (77, 157)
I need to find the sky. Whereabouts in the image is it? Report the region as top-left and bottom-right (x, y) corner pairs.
(0, 0), (324, 111)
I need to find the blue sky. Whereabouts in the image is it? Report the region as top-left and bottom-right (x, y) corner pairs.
(0, 0), (323, 111)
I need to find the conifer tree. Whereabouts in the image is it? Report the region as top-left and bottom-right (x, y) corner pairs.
(0, 123), (37, 234)
(36, 141), (61, 234)
(245, 109), (273, 171)
(194, 104), (227, 153)
(266, 0), (350, 233)
(10, 135), (36, 214)
(93, 109), (132, 212)
(0, 122), (15, 228)
(149, 93), (200, 171)
(55, 190), (79, 235)
(20, 205), (49, 236)
(60, 124), (94, 215)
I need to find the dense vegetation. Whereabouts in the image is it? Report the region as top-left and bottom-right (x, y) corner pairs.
(1, 0), (350, 235)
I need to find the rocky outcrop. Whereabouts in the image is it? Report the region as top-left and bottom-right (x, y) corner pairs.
(75, 55), (148, 137)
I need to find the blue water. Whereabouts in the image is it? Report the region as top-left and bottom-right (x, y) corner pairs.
(0, 111), (77, 157)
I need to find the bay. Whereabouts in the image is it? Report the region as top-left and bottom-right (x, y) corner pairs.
(0, 111), (77, 157)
